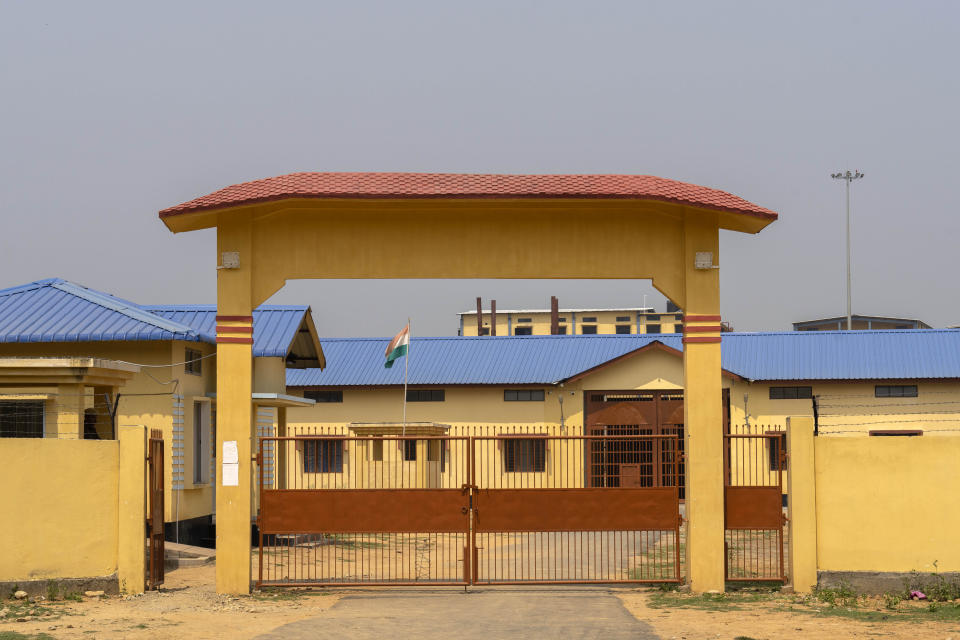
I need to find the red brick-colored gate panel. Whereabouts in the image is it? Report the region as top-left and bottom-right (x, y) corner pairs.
(474, 488), (678, 532)
(260, 489), (469, 534)
(723, 430), (786, 583)
(147, 429), (165, 590)
(724, 486), (783, 529)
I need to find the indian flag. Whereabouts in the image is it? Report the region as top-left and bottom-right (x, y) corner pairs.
(384, 324), (410, 369)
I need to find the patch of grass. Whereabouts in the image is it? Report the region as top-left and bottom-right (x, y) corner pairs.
(813, 581), (859, 607)
(882, 591), (902, 610)
(45, 582), (58, 602)
(904, 562), (960, 603)
(62, 591), (83, 603)
(1, 601), (60, 621)
(648, 590), (777, 611)
(0, 632), (57, 640)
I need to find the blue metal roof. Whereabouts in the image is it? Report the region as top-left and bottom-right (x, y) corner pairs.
(145, 305), (311, 358)
(0, 279), (202, 344)
(287, 335), (682, 387)
(287, 330), (960, 386)
(0, 279), (313, 358)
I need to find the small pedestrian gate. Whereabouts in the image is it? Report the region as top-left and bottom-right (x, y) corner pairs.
(255, 432), (681, 587)
(147, 428), (165, 590)
(723, 431), (786, 582)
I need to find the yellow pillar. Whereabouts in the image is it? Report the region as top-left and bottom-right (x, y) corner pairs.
(118, 425), (146, 594)
(787, 416), (818, 593)
(216, 215), (255, 594)
(681, 216), (726, 592)
(56, 383), (85, 438)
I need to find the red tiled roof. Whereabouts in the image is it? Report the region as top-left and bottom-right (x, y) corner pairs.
(159, 172), (777, 220)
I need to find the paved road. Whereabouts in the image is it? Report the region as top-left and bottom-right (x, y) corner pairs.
(255, 589), (660, 640)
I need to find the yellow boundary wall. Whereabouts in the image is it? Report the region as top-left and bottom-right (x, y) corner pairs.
(0, 427), (147, 594)
(788, 421), (960, 592)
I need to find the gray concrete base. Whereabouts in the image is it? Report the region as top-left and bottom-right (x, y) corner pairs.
(164, 541), (215, 570)
(255, 590), (660, 639)
(818, 570), (960, 595)
(0, 573), (118, 598)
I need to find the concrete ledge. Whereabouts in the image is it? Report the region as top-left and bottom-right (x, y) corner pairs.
(165, 542), (215, 570)
(818, 570), (960, 595)
(0, 573), (118, 598)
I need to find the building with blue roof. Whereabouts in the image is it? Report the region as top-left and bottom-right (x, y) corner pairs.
(283, 330), (960, 446)
(0, 278), (325, 546)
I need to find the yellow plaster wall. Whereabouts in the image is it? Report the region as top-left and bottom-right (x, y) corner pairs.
(287, 386), (553, 429)
(0, 340), (217, 523)
(0, 439), (119, 582)
(730, 379), (960, 436)
(815, 436), (960, 573)
(254, 357), (288, 395)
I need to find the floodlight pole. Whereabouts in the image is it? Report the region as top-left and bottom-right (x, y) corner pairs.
(830, 170), (864, 330)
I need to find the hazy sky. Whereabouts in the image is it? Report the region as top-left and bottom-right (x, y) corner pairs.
(2, 1), (958, 336)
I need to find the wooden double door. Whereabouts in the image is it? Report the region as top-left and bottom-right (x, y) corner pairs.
(584, 390), (685, 493)
(584, 389), (731, 498)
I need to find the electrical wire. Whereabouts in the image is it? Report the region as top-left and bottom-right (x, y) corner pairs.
(114, 352), (217, 369)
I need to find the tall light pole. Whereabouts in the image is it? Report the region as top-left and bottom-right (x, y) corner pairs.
(831, 170), (864, 330)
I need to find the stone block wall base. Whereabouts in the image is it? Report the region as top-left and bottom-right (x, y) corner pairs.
(0, 573), (118, 599)
(818, 570), (960, 595)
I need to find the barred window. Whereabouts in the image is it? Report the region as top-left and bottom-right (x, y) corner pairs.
(0, 400), (44, 438)
(504, 389), (545, 402)
(406, 389), (444, 402)
(304, 390), (343, 403)
(504, 438), (546, 472)
(875, 385), (918, 398)
(616, 316), (631, 322)
(185, 348), (203, 375)
(768, 432), (787, 471)
(581, 325), (598, 335)
(646, 324), (661, 334)
(303, 439), (344, 473)
(769, 386), (813, 400)
(514, 326), (533, 336)
(403, 439), (417, 461)
(581, 316), (597, 323)
(615, 325), (631, 334)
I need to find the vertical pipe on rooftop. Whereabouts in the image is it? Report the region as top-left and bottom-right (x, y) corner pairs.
(550, 296), (559, 335)
(476, 297), (483, 336)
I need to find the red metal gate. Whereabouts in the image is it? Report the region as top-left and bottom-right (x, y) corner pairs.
(255, 431), (681, 586)
(147, 428), (165, 590)
(471, 434), (681, 584)
(723, 431), (786, 582)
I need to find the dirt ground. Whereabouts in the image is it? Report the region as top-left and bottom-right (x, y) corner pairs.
(616, 589), (960, 640)
(0, 566), (340, 640)
(4, 567), (960, 639)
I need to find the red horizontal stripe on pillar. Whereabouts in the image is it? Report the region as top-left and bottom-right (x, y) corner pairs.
(215, 315), (254, 322)
(682, 336), (722, 344)
(682, 325), (723, 333)
(216, 336), (254, 344)
(215, 325), (253, 334)
(684, 314), (721, 322)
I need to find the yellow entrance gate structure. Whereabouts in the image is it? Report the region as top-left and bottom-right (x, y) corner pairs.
(159, 172), (777, 594)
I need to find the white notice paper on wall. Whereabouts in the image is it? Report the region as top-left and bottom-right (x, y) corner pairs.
(223, 441), (239, 464)
(222, 463), (239, 487)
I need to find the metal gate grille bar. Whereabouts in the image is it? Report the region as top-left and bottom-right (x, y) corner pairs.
(255, 431), (681, 587)
(723, 429), (786, 583)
